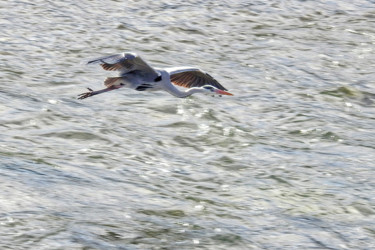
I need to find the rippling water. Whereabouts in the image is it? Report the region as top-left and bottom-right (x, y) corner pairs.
(1, 0), (375, 249)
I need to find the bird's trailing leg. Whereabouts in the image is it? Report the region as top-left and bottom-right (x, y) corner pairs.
(77, 85), (122, 100)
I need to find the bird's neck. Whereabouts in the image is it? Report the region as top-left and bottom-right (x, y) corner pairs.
(166, 86), (204, 98)
(157, 69), (205, 98)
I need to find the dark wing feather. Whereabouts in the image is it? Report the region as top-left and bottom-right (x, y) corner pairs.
(87, 52), (159, 78)
(170, 69), (227, 91)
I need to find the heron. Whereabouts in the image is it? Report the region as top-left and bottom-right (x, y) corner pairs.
(78, 52), (233, 99)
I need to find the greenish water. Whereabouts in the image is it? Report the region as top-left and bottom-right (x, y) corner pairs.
(1, 0), (374, 249)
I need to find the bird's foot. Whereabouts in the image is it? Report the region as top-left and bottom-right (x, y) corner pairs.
(77, 88), (94, 100)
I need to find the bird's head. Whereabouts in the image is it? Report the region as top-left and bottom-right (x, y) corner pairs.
(201, 85), (233, 96)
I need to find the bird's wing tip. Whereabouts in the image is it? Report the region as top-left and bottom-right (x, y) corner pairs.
(79, 58), (91, 66)
(85, 57), (103, 65)
(84, 52), (138, 65)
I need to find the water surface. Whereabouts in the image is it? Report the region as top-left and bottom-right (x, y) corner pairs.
(1, 0), (375, 249)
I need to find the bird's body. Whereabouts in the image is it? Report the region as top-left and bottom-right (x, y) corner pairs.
(78, 52), (233, 99)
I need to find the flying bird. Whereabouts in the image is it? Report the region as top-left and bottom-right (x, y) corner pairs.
(78, 52), (233, 99)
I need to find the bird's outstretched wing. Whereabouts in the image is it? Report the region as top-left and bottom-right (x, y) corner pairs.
(87, 52), (159, 78)
(166, 67), (227, 91)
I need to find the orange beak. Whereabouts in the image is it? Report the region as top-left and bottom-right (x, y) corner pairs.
(215, 89), (233, 96)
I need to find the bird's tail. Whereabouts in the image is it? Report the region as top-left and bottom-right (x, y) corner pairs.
(104, 77), (124, 87)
